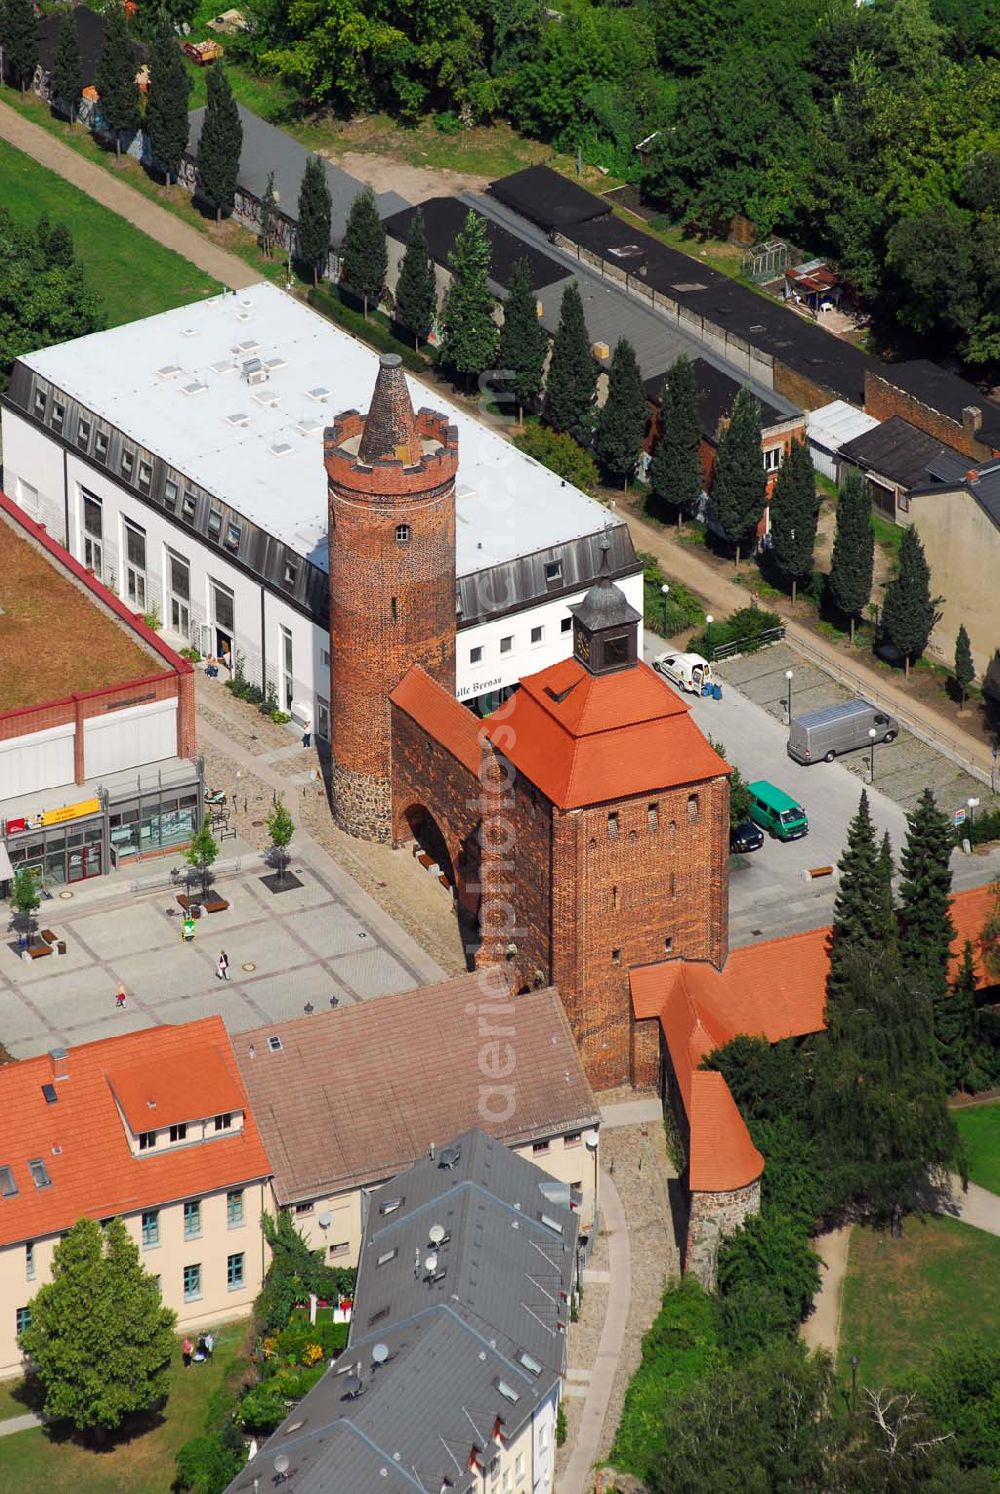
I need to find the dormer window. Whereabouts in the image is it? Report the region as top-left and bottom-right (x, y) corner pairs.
(214, 1113), (232, 1132)
(170, 1124), (187, 1143)
(138, 1130), (156, 1151)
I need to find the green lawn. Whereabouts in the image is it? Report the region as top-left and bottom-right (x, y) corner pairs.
(838, 1215), (1000, 1391)
(0, 1321), (247, 1493)
(0, 135), (215, 327)
(955, 1103), (1000, 1194)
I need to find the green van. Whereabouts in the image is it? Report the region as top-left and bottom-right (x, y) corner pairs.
(747, 780), (809, 841)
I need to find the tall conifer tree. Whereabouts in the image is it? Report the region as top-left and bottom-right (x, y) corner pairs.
(881, 524), (937, 677)
(96, 5), (140, 163)
(2, 0), (37, 91)
(545, 280), (596, 443)
(877, 829), (896, 947)
(259, 171), (278, 258)
(769, 436), (820, 603)
(595, 338), (646, 488)
(828, 470), (874, 644)
(497, 258), (546, 424)
(195, 61), (242, 221)
(342, 186), (387, 318)
(939, 940), (978, 1092)
(51, 11), (82, 124)
(954, 624), (975, 712)
(438, 210), (498, 389)
(395, 210), (437, 350)
(711, 386), (765, 564)
(145, 25), (191, 186)
(827, 790), (884, 1012)
(649, 353), (701, 522)
(297, 155), (332, 285)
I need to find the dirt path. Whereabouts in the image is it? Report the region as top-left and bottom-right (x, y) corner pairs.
(0, 99), (258, 291)
(328, 149), (490, 205)
(623, 505), (997, 779)
(801, 1225), (853, 1356)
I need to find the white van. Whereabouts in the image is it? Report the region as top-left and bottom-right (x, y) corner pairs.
(653, 652), (713, 694)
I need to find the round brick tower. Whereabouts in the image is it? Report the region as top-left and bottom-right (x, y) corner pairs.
(325, 353), (458, 841)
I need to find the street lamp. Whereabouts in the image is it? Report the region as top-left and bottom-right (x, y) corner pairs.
(850, 1354), (859, 1412)
(968, 797), (980, 834)
(660, 582), (670, 636)
(705, 615), (714, 657)
(785, 669), (794, 723)
(868, 727), (877, 782)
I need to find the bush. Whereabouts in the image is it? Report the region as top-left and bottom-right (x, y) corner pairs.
(638, 551), (705, 638)
(275, 1318), (348, 1365)
(716, 1212), (821, 1354)
(688, 605), (782, 660)
(234, 1364), (326, 1434)
(610, 1277), (721, 1480)
(174, 1433), (244, 1493)
(955, 806), (1000, 847)
(556, 1401), (567, 1446)
(179, 646), (202, 663)
(307, 285), (428, 373)
(513, 424), (600, 495)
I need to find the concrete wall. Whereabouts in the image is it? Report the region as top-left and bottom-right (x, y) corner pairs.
(0, 1178), (269, 1379)
(908, 486), (1000, 675)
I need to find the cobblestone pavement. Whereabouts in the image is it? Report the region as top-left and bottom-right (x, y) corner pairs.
(196, 674), (468, 976)
(556, 1110), (679, 1488)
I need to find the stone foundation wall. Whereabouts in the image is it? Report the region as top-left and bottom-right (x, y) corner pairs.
(686, 1177), (761, 1288)
(332, 759), (392, 842)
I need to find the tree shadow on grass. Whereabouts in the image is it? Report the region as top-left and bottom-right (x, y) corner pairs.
(39, 1405), (167, 1452)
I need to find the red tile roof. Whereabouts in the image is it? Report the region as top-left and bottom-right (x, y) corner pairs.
(0, 1018), (270, 1247)
(107, 1046), (246, 1132)
(630, 885), (996, 1193)
(390, 666), (483, 776)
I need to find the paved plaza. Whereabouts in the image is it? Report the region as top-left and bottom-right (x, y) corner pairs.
(0, 844), (443, 1060)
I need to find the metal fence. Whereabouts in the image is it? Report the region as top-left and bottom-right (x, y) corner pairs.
(707, 624), (786, 662)
(128, 856), (244, 895)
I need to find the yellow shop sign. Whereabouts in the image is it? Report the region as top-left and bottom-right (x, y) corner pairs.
(40, 798), (101, 828)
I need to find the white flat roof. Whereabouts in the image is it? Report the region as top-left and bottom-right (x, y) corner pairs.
(805, 399), (880, 453)
(20, 282), (618, 576)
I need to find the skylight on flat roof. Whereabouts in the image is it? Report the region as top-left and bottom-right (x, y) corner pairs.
(270, 441), (293, 457)
(226, 412), (250, 428)
(236, 338), (261, 354)
(265, 357), (287, 371)
(211, 359), (237, 375)
(295, 417), (322, 435)
(157, 365), (181, 379)
(307, 386), (330, 402)
(181, 381), (208, 397)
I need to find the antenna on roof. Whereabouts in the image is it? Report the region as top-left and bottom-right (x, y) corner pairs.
(371, 1342), (389, 1366)
(428, 1224), (446, 1246)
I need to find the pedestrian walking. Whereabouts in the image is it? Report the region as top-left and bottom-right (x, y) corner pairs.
(115, 982), (126, 1008)
(182, 1337), (193, 1369)
(216, 950), (230, 981)
(302, 713), (312, 750)
(204, 1332), (215, 1361)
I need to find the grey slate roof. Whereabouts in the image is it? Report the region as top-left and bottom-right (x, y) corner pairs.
(911, 454), (1000, 531)
(838, 415), (966, 490)
(184, 105), (408, 246)
(227, 1130), (575, 1494)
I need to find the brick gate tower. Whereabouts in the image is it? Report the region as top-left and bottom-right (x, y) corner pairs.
(325, 354), (459, 841)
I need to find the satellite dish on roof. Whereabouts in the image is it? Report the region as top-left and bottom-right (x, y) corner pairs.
(584, 1130), (600, 1150)
(438, 1145), (461, 1169)
(317, 1212), (332, 1229)
(428, 1224), (446, 1246)
(424, 1254), (438, 1274)
(371, 1343), (389, 1365)
(343, 1374), (364, 1398)
(273, 1452), (290, 1476)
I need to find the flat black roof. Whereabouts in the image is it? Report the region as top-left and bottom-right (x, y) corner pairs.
(838, 415), (964, 490)
(869, 359), (1000, 444)
(644, 357), (788, 439)
(487, 164), (612, 233)
(382, 196), (567, 293)
(36, 5), (146, 85)
(568, 214), (875, 405)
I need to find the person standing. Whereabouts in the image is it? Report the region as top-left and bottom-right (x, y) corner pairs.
(302, 712), (312, 750)
(182, 1337), (193, 1368)
(216, 950), (230, 981)
(115, 982), (126, 1008)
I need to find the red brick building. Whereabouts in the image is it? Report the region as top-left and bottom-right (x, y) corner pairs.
(327, 357), (731, 1088)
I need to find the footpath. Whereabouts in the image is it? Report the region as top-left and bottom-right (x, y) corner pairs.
(623, 503), (997, 782)
(0, 99), (258, 291)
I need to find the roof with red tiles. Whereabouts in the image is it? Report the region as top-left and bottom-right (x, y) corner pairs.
(631, 884), (997, 1193)
(107, 1046), (246, 1132)
(236, 976), (599, 1204)
(0, 1018), (269, 1247)
(390, 666), (483, 776)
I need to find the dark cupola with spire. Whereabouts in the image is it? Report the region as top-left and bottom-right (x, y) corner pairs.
(570, 535), (642, 675)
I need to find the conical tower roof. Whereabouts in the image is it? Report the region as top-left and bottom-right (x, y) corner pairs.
(357, 353), (422, 467)
(571, 536), (642, 633)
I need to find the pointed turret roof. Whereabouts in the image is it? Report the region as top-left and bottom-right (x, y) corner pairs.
(357, 353), (422, 467)
(571, 536), (642, 634)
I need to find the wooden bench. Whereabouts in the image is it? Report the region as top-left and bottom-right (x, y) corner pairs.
(203, 898), (230, 915)
(41, 929), (57, 945)
(26, 943), (53, 960)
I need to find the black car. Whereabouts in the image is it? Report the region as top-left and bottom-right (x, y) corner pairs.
(730, 820), (764, 854)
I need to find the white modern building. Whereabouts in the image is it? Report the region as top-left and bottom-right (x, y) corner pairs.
(2, 283), (642, 729)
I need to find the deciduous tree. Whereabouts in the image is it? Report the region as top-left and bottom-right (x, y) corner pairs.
(881, 524), (938, 676)
(195, 62), (242, 221)
(594, 337), (646, 488)
(145, 25), (192, 187)
(545, 280), (595, 443)
(0, 209), (103, 390)
(296, 155), (332, 285)
(185, 822), (219, 903)
(394, 210), (437, 350)
(711, 386), (765, 564)
(20, 1217), (176, 1436)
(828, 470), (874, 644)
(512, 424), (598, 493)
(342, 186), (387, 318)
(96, 5), (140, 163)
(954, 622), (975, 710)
(51, 11), (83, 123)
(266, 795), (295, 882)
(496, 258), (546, 423)
(768, 437), (819, 603)
(649, 353), (702, 522)
(437, 209), (498, 388)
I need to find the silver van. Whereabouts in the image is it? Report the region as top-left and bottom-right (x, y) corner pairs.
(788, 699), (899, 764)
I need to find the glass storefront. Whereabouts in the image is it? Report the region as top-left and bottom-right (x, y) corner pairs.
(5, 781), (202, 885)
(109, 792), (199, 863)
(9, 822), (104, 886)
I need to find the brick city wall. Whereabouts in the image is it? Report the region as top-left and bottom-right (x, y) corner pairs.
(390, 704), (482, 914)
(686, 1177), (761, 1289)
(548, 775), (730, 1091)
(864, 372), (999, 464)
(497, 765), (555, 994)
(630, 1014), (662, 1092)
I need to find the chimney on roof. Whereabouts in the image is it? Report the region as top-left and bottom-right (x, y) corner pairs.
(963, 405), (983, 436)
(966, 469), (981, 484)
(49, 1048), (69, 1082)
